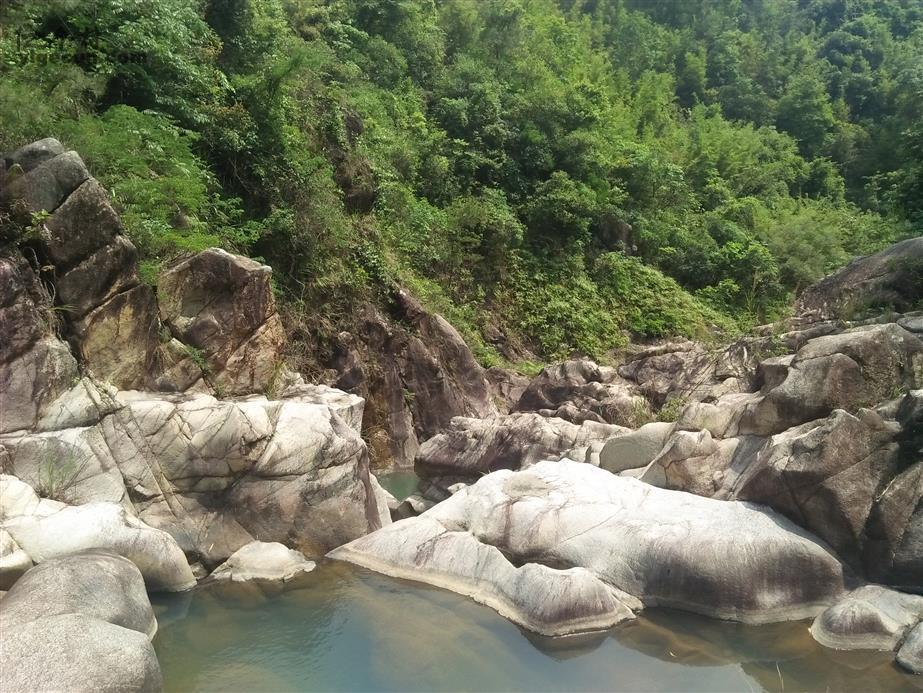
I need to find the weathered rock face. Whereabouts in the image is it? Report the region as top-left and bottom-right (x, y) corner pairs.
(0, 252), (79, 434)
(0, 527), (31, 590)
(158, 249), (286, 396)
(415, 412), (627, 479)
(797, 236), (923, 320)
(0, 389), (389, 568)
(738, 324), (923, 436)
(1, 140), (160, 390)
(515, 359), (648, 427)
(899, 622), (923, 674)
(331, 460), (846, 635)
(0, 552), (162, 693)
(732, 408), (901, 565)
(331, 289), (497, 468)
(207, 541), (316, 583)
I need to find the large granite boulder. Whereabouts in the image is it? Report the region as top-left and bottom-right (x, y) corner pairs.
(738, 324), (923, 436)
(331, 460), (846, 635)
(0, 551), (157, 637)
(2, 502), (195, 591)
(732, 408), (901, 565)
(158, 248), (286, 396)
(0, 148), (89, 218)
(0, 551), (161, 692)
(415, 412), (627, 479)
(515, 359), (648, 426)
(797, 236), (923, 320)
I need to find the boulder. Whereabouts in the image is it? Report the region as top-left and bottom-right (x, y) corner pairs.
(797, 236), (923, 320)
(738, 324), (923, 436)
(158, 248), (286, 395)
(0, 551), (157, 637)
(415, 412), (627, 479)
(331, 460), (846, 633)
(208, 541), (316, 582)
(282, 383), (365, 434)
(898, 622), (923, 674)
(0, 474), (65, 520)
(732, 408), (901, 565)
(0, 613), (162, 692)
(0, 253), (79, 434)
(2, 502), (195, 591)
(515, 359), (647, 426)
(810, 585), (923, 652)
(71, 283), (161, 389)
(0, 550), (162, 693)
(599, 421), (673, 474)
(2, 137), (65, 172)
(0, 150), (89, 218)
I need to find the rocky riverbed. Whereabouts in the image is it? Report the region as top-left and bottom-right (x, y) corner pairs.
(1, 139), (922, 690)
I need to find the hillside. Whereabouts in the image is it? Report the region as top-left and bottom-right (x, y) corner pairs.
(1, 0), (921, 368)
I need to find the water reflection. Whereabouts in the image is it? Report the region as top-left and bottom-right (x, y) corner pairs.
(153, 561), (921, 693)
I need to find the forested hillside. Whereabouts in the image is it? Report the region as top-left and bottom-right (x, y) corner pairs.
(1, 0), (920, 368)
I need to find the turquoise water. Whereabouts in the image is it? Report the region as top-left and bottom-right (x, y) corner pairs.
(153, 562), (921, 692)
(376, 470), (420, 501)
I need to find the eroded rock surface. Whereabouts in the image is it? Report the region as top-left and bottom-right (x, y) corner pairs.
(810, 585), (923, 652)
(331, 460), (846, 634)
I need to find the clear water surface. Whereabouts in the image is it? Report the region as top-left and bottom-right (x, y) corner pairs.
(153, 562), (922, 693)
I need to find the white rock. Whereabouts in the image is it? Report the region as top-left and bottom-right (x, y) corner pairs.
(208, 541), (316, 582)
(3, 502), (195, 591)
(331, 460), (846, 634)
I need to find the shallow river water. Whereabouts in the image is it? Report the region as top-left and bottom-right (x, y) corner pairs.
(153, 561), (921, 693)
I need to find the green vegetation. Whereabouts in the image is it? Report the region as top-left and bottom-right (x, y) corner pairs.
(2, 0), (920, 366)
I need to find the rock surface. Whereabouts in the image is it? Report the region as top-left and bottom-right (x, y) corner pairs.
(415, 412), (627, 479)
(2, 502), (195, 591)
(515, 359), (647, 426)
(810, 585), (923, 652)
(331, 289), (497, 467)
(898, 621), (923, 674)
(797, 236), (923, 320)
(208, 541), (316, 582)
(331, 460), (846, 634)
(0, 551), (162, 692)
(158, 248), (286, 395)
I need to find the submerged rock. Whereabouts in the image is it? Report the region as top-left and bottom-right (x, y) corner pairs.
(331, 460), (846, 635)
(208, 541), (316, 583)
(810, 585), (923, 652)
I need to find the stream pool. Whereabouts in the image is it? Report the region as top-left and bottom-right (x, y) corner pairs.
(152, 562), (921, 692)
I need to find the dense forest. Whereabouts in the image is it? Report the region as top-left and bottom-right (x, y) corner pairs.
(1, 0), (921, 368)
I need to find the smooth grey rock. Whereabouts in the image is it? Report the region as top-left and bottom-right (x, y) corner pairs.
(0, 475), (65, 521)
(2, 137), (65, 172)
(208, 541), (316, 583)
(810, 585), (923, 651)
(0, 551), (157, 637)
(282, 383), (365, 434)
(599, 421), (673, 474)
(331, 460), (846, 634)
(3, 502), (195, 591)
(0, 613), (162, 692)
